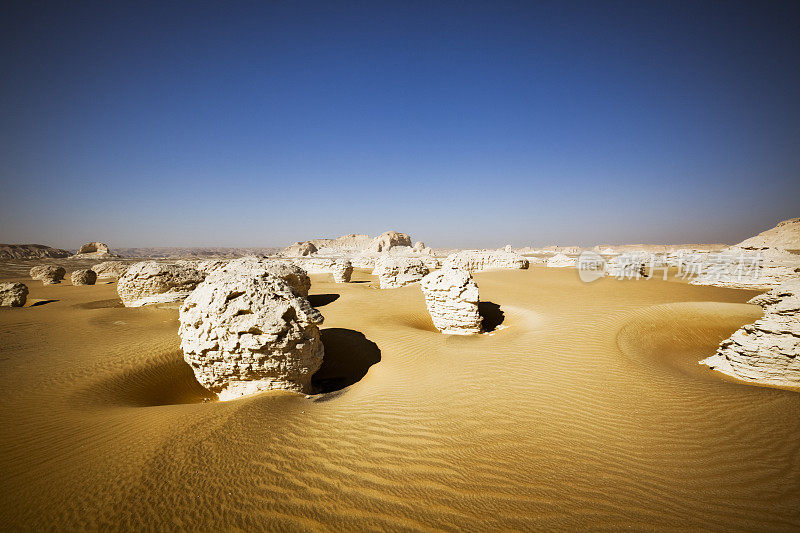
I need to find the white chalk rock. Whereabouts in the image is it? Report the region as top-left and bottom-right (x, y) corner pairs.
(370, 231), (412, 252)
(442, 250), (529, 272)
(373, 256), (429, 288)
(331, 260), (353, 283)
(30, 265), (66, 284)
(178, 272), (325, 400)
(282, 241), (318, 257)
(70, 269), (97, 286)
(0, 282), (28, 307)
(546, 253), (577, 268)
(208, 258), (311, 297)
(117, 261), (205, 307)
(71, 242), (112, 259)
(701, 280), (800, 387)
(420, 268), (482, 335)
(91, 261), (129, 279)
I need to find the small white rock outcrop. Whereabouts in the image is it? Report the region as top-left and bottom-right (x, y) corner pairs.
(370, 231), (412, 252)
(373, 256), (430, 288)
(701, 280), (800, 387)
(420, 268), (482, 335)
(30, 265), (66, 284)
(178, 270), (325, 400)
(331, 260), (353, 283)
(690, 247), (800, 289)
(91, 261), (129, 279)
(442, 250), (529, 272)
(71, 269), (97, 286)
(117, 261), (205, 307)
(210, 258), (311, 297)
(282, 241), (318, 257)
(0, 282), (28, 307)
(71, 242), (112, 259)
(546, 253), (577, 268)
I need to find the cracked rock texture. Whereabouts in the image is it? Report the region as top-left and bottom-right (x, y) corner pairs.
(70, 269), (97, 286)
(209, 258), (311, 297)
(331, 260), (353, 283)
(702, 280), (800, 387)
(373, 257), (429, 288)
(420, 268), (482, 335)
(178, 271), (324, 400)
(117, 261), (205, 307)
(0, 282), (28, 307)
(442, 250), (529, 272)
(91, 261), (129, 279)
(30, 265), (66, 284)
(370, 231), (412, 252)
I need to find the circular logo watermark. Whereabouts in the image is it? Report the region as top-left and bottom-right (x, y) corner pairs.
(577, 250), (606, 283)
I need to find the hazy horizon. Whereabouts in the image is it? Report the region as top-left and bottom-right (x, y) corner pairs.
(2, 1), (799, 250)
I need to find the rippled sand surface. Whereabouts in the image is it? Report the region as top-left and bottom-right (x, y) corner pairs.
(1, 266), (798, 530)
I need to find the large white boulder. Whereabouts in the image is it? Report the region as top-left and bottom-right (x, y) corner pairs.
(0, 282), (28, 307)
(442, 250), (529, 272)
(370, 231), (412, 252)
(331, 260), (353, 283)
(420, 268), (482, 335)
(117, 261), (205, 307)
(178, 271), (325, 400)
(208, 258), (310, 297)
(701, 280), (800, 387)
(71, 242), (112, 259)
(373, 256), (429, 288)
(30, 265), (66, 284)
(70, 269), (97, 286)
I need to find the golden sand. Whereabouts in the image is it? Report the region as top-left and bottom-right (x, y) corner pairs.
(0, 266), (798, 530)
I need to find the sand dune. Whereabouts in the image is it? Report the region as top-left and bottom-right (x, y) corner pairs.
(0, 267), (798, 530)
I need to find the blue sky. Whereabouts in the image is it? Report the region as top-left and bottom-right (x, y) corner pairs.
(1, 1), (798, 249)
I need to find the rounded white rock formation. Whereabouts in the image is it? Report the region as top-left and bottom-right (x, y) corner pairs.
(209, 258), (310, 297)
(178, 271), (325, 400)
(373, 256), (430, 288)
(0, 282), (28, 307)
(72, 242), (112, 258)
(71, 269), (97, 286)
(331, 260), (353, 283)
(91, 261), (129, 279)
(117, 261), (205, 307)
(420, 268), (482, 335)
(30, 265), (66, 284)
(283, 241), (318, 257)
(370, 231), (412, 253)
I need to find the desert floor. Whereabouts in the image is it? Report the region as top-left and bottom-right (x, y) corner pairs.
(0, 266), (798, 530)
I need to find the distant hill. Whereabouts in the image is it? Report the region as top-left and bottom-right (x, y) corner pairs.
(0, 244), (71, 259)
(736, 218), (800, 251)
(115, 247), (281, 258)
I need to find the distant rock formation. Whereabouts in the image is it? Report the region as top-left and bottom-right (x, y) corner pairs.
(331, 260), (353, 283)
(117, 262), (205, 307)
(70, 269), (97, 286)
(0, 282), (28, 307)
(690, 247), (800, 289)
(736, 218), (800, 251)
(282, 241), (318, 257)
(442, 250), (529, 272)
(413, 241), (426, 253)
(373, 257), (429, 288)
(546, 253), (577, 268)
(179, 270), (324, 400)
(701, 280), (800, 387)
(0, 244), (70, 260)
(207, 258), (311, 297)
(370, 231), (412, 253)
(30, 265), (66, 284)
(91, 261), (129, 279)
(421, 268), (482, 335)
(71, 242), (113, 259)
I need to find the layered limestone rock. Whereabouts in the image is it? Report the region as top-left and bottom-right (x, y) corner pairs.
(91, 261), (129, 279)
(282, 241), (318, 257)
(373, 257), (429, 288)
(331, 260), (353, 283)
(70, 269), (97, 286)
(442, 250), (529, 272)
(546, 253), (577, 268)
(197, 259), (228, 274)
(420, 268), (482, 335)
(370, 231), (412, 252)
(117, 261), (205, 307)
(178, 271), (325, 400)
(701, 280), (800, 387)
(0, 244), (70, 259)
(30, 265), (66, 284)
(290, 257), (336, 275)
(690, 247), (800, 290)
(71, 242), (112, 259)
(736, 218), (800, 251)
(207, 258), (310, 297)
(0, 282), (28, 307)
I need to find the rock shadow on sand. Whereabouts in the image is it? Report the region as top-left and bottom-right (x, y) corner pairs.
(479, 301), (505, 332)
(308, 293), (340, 307)
(312, 328), (381, 396)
